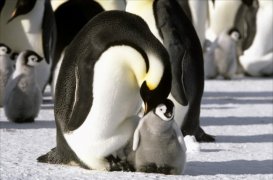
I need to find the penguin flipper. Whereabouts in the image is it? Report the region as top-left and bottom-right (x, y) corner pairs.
(154, 0), (189, 106)
(132, 117), (146, 151)
(42, 0), (56, 64)
(172, 121), (187, 152)
(55, 60), (94, 132)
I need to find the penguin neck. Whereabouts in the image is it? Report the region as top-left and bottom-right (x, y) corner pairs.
(143, 116), (173, 135)
(126, 0), (163, 43)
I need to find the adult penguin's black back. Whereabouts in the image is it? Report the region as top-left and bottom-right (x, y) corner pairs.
(153, 0), (215, 142)
(38, 10), (171, 169)
(53, 0), (104, 69)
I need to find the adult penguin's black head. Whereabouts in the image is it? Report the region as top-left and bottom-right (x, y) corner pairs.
(140, 65), (172, 115)
(7, 0), (36, 23)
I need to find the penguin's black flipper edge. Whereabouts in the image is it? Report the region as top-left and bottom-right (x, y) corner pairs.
(42, 0), (56, 64)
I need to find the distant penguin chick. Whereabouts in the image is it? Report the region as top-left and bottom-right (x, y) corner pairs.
(4, 50), (43, 123)
(204, 28), (241, 79)
(131, 99), (187, 175)
(0, 43), (13, 107)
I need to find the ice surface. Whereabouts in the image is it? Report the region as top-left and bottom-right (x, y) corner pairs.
(1, 78), (273, 180)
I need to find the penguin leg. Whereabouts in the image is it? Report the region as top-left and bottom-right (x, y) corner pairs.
(181, 101), (215, 142)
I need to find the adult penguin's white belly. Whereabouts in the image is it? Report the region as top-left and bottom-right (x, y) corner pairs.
(64, 46), (147, 170)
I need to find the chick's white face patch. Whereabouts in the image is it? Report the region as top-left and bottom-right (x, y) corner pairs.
(0, 47), (8, 55)
(155, 104), (174, 121)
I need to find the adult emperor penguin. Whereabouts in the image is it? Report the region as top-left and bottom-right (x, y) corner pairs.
(0, 0), (56, 92)
(129, 99), (186, 175)
(37, 11), (172, 171)
(4, 50), (43, 123)
(239, 0), (273, 76)
(0, 43), (14, 107)
(51, 0), (104, 97)
(126, 0), (214, 142)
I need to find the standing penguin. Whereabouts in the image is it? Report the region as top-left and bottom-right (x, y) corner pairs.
(0, 0), (56, 92)
(126, 0), (214, 142)
(4, 50), (43, 123)
(130, 99), (186, 175)
(37, 11), (172, 171)
(0, 43), (14, 107)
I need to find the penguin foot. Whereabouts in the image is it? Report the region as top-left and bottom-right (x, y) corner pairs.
(138, 163), (158, 173)
(195, 127), (215, 142)
(138, 163), (174, 175)
(37, 148), (64, 164)
(106, 155), (135, 172)
(157, 165), (174, 175)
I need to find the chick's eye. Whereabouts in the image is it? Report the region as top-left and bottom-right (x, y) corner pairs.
(29, 55), (38, 62)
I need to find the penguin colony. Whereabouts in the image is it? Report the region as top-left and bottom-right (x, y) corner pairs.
(0, 0), (271, 176)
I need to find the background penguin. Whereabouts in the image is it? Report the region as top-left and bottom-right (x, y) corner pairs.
(4, 50), (43, 123)
(126, 0), (215, 142)
(37, 11), (172, 171)
(51, 0), (104, 97)
(0, 0), (56, 92)
(206, 0), (259, 75)
(0, 43), (14, 107)
(239, 0), (273, 76)
(204, 28), (241, 79)
(128, 99), (186, 175)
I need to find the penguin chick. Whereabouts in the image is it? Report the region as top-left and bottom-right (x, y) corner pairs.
(132, 99), (187, 175)
(0, 43), (14, 107)
(4, 50), (43, 123)
(204, 28), (241, 80)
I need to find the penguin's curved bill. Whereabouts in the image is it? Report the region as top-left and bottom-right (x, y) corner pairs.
(165, 112), (172, 119)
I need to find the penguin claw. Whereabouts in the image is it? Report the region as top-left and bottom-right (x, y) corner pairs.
(195, 127), (215, 142)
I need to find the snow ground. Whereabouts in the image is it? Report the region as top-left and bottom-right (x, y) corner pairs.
(0, 78), (272, 180)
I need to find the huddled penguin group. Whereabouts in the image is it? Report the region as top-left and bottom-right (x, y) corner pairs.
(1, 0), (270, 176)
(0, 0), (56, 122)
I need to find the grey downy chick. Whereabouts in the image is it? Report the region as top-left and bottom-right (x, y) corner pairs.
(131, 99), (187, 175)
(4, 50), (43, 123)
(0, 43), (14, 107)
(204, 28), (241, 79)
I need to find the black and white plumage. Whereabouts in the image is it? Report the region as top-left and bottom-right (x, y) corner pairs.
(37, 11), (172, 171)
(4, 50), (43, 123)
(0, 43), (14, 107)
(126, 0), (214, 142)
(130, 99), (186, 175)
(0, 0), (56, 92)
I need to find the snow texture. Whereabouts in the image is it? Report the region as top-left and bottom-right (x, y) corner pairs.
(1, 78), (273, 180)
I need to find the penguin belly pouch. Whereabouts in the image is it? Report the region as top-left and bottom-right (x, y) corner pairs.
(131, 99), (187, 175)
